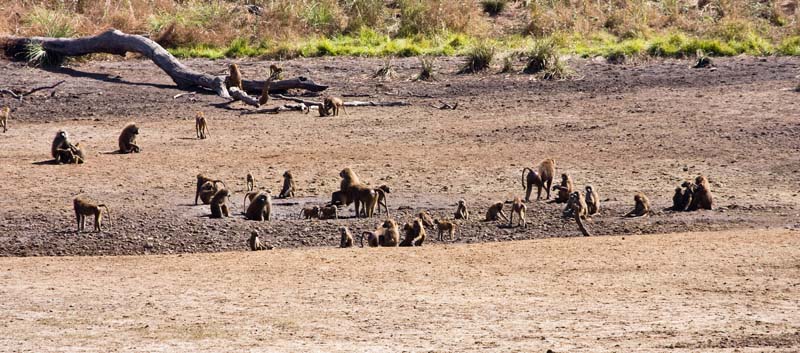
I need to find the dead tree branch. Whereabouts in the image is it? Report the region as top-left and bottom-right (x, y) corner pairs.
(0, 80), (65, 101)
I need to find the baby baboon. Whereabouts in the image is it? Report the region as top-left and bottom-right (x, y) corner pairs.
(195, 112), (208, 139)
(360, 219), (399, 247)
(551, 174), (573, 203)
(418, 211), (435, 228)
(318, 205), (339, 220)
(73, 196), (112, 232)
(195, 174), (226, 205)
(508, 196), (527, 228)
(1, 106), (9, 133)
(585, 185), (600, 215)
(454, 199), (469, 220)
(567, 191), (591, 236)
(245, 193), (272, 221)
(485, 202), (509, 222)
(521, 158), (556, 201)
(400, 219), (427, 247)
(278, 170), (295, 199)
(226, 63), (243, 90)
(118, 123), (140, 154)
(259, 64), (282, 106)
(248, 231), (267, 251)
(434, 219), (456, 241)
(300, 206), (320, 219)
(339, 227), (354, 248)
(322, 96), (347, 117)
(625, 192), (651, 217)
(209, 188), (231, 218)
(246, 172), (255, 192)
(688, 175), (713, 211)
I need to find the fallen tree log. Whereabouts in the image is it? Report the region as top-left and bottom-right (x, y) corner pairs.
(272, 94), (410, 107)
(0, 29), (328, 99)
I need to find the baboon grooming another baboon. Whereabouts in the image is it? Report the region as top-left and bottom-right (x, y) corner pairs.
(278, 171), (295, 199)
(209, 188), (231, 218)
(454, 199), (469, 220)
(567, 191), (591, 236)
(509, 197), (527, 228)
(195, 174), (226, 205)
(485, 202), (508, 222)
(688, 175), (713, 211)
(585, 185), (600, 215)
(521, 158), (556, 201)
(300, 206), (320, 219)
(551, 174), (573, 203)
(51, 130), (71, 159)
(118, 123), (140, 154)
(400, 219), (427, 247)
(318, 205), (339, 220)
(434, 219), (456, 241)
(51, 130), (84, 164)
(339, 227), (354, 248)
(73, 196), (112, 232)
(248, 231), (267, 251)
(625, 192), (651, 217)
(1, 106), (8, 133)
(246, 173), (255, 192)
(195, 112), (208, 139)
(360, 219), (400, 247)
(245, 193), (272, 221)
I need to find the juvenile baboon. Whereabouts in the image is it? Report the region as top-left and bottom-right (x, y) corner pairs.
(339, 227), (354, 248)
(1, 106), (8, 133)
(318, 205), (339, 220)
(226, 63), (243, 90)
(400, 219), (427, 247)
(248, 231), (267, 251)
(195, 112), (208, 139)
(418, 211), (435, 228)
(73, 196), (112, 232)
(671, 187), (685, 211)
(245, 193), (271, 221)
(508, 196), (527, 228)
(300, 206), (320, 219)
(118, 123), (141, 154)
(485, 202), (509, 222)
(209, 188), (231, 218)
(322, 96), (347, 117)
(195, 174), (226, 205)
(434, 219), (456, 241)
(278, 170), (295, 199)
(585, 185), (600, 215)
(372, 185), (390, 216)
(454, 199), (469, 220)
(688, 175), (713, 211)
(567, 191), (591, 236)
(258, 64), (282, 106)
(551, 174), (573, 203)
(360, 219), (399, 247)
(521, 158), (556, 201)
(679, 181), (695, 212)
(329, 190), (350, 207)
(55, 142), (85, 164)
(625, 192), (651, 217)
(338, 167), (378, 217)
(246, 172), (255, 192)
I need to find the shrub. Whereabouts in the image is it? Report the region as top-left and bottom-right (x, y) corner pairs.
(481, 0), (507, 16)
(416, 56), (436, 81)
(460, 42), (494, 73)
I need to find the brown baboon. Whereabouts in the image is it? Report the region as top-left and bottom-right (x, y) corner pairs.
(322, 96), (347, 117)
(245, 193), (271, 221)
(318, 205), (339, 220)
(195, 112), (208, 139)
(226, 63), (243, 90)
(258, 64), (282, 106)
(338, 167), (378, 217)
(551, 174), (573, 203)
(485, 202), (509, 222)
(209, 188), (231, 218)
(55, 142), (85, 164)
(246, 172), (255, 192)
(521, 158), (556, 201)
(51, 130), (71, 160)
(454, 199), (469, 220)
(242, 190), (265, 210)
(1, 106), (8, 133)
(73, 196), (112, 232)
(434, 219), (456, 241)
(339, 227), (354, 248)
(671, 187), (685, 211)
(195, 174), (226, 205)
(300, 206), (320, 219)
(400, 219), (427, 247)
(418, 211), (435, 228)
(248, 231), (267, 251)
(278, 170), (295, 199)
(688, 175), (713, 211)
(360, 219), (399, 247)
(679, 181), (695, 212)
(118, 123), (140, 153)
(625, 192), (651, 217)
(585, 185), (599, 215)
(199, 181), (219, 205)
(372, 185), (390, 216)
(509, 196), (527, 228)
(567, 191), (591, 236)
(329, 190), (350, 207)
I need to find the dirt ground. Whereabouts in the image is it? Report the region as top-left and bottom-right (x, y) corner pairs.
(0, 229), (798, 352)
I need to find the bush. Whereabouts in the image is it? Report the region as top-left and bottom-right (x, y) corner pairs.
(460, 42), (494, 73)
(481, 0), (507, 16)
(416, 56), (436, 81)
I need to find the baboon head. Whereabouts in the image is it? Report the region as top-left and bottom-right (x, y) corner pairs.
(561, 174), (568, 182)
(585, 186), (593, 193)
(284, 170), (292, 178)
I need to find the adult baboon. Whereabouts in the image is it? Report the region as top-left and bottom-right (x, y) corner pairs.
(118, 123), (140, 154)
(195, 174), (226, 205)
(485, 202), (508, 222)
(551, 173), (573, 203)
(73, 196), (111, 232)
(338, 167), (378, 217)
(209, 188), (231, 218)
(278, 170), (295, 199)
(454, 199), (469, 220)
(51, 130), (71, 160)
(400, 219), (427, 247)
(624, 192), (651, 217)
(245, 193), (271, 221)
(195, 112), (208, 139)
(585, 185), (600, 215)
(1, 106), (8, 133)
(372, 185), (390, 216)
(521, 158), (556, 201)
(418, 211), (435, 228)
(688, 175), (713, 211)
(360, 219), (399, 247)
(226, 63), (243, 90)
(248, 231), (267, 251)
(322, 96), (347, 117)
(339, 227), (354, 248)
(434, 219), (456, 241)
(508, 196), (527, 228)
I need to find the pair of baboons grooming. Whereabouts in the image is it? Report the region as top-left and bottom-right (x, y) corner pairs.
(195, 170), (297, 221)
(671, 175), (714, 211)
(50, 123), (140, 165)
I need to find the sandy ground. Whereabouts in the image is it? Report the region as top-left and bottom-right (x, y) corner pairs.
(1, 229), (798, 352)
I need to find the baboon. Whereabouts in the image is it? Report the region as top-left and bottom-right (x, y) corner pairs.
(248, 231), (267, 251)
(360, 219), (399, 247)
(688, 175), (713, 211)
(55, 142), (85, 164)
(195, 112), (209, 139)
(454, 199), (469, 220)
(209, 188), (231, 218)
(258, 64), (282, 106)
(73, 196), (111, 232)
(51, 130), (71, 160)
(485, 202), (509, 222)
(329, 190), (350, 207)
(318, 205), (339, 220)
(551, 174), (573, 203)
(338, 167), (378, 217)
(242, 190), (269, 210)
(195, 174), (225, 205)
(226, 63), (243, 90)
(521, 158), (556, 201)
(300, 206), (320, 219)
(567, 191), (591, 236)
(199, 181), (219, 205)
(1, 106), (8, 133)
(118, 123), (140, 154)
(671, 187), (685, 211)
(625, 192), (651, 217)
(321, 96), (347, 117)
(400, 219), (427, 247)
(246, 172), (255, 192)
(508, 197), (527, 228)
(372, 185), (390, 216)
(278, 170), (295, 199)
(434, 219), (456, 241)
(245, 193), (271, 221)
(418, 211), (435, 228)
(585, 185), (600, 215)
(339, 227), (354, 248)
(679, 181), (695, 212)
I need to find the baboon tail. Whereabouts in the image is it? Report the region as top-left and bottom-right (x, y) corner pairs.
(99, 205), (112, 228)
(214, 180), (227, 190)
(374, 188), (388, 215)
(359, 232), (367, 248)
(521, 168), (533, 190)
(575, 215), (590, 236)
(243, 194), (250, 211)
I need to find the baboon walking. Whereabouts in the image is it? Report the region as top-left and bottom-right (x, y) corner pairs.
(508, 197), (527, 228)
(1, 106), (9, 133)
(73, 196), (112, 232)
(434, 219), (456, 241)
(521, 158), (555, 201)
(195, 112), (208, 139)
